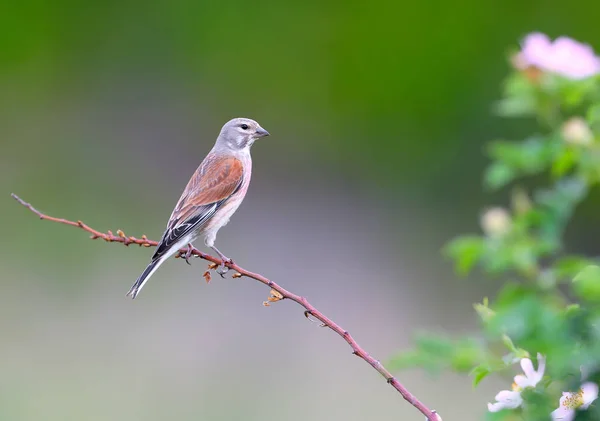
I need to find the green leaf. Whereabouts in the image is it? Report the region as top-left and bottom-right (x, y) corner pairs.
(443, 236), (485, 275)
(494, 96), (537, 117)
(563, 304), (581, 317)
(470, 364), (490, 386)
(451, 342), (483, 372)
(587, 103), (600, 128)
(488, 286), (571, 358)
(494, 72), (537, 118)
(578, 148), (600, 184)
(520, 384), (556, 420)
(388, 334), (455, 374)
(415, 335), (455, 358)
(535, 177), (588, 240)
(484, 162), (516, 190)
(389, 334), (485, 376)
(559, 77), (597, 108)
(504, 71), (536, 97)
(573, 265), (600, 302)
(553, 256), (597, 281)
(486, 137), (555, 180)
(551, 146), (577, 178)
(474, 297), (496, 323)
(502, 334), (518, 352)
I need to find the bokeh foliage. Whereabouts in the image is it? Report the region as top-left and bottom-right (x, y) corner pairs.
(391, 48), (600, 420)
(3, 0), (600, 191)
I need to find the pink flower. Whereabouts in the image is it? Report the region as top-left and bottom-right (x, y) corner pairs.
(515, 33), (600, 80)
(551, 382), (598, 421)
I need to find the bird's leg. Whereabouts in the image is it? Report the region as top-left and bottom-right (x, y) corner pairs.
(184, 243), (194, 265)
(211, 245), (233, 277)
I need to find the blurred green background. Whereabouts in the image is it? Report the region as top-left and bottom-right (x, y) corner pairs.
(2, 1), (600, 420)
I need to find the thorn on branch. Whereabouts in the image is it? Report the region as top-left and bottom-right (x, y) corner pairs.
(303, 310), (326, 327)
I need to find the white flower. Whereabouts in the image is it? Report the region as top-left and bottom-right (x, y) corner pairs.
(481, 207), (512, 237)
(488, 354), (546, 412)
(551, 382), (599, 421)
(488, 389), (523, 412)
(562, 117), (594, 145)
(515, 32), (600, 80)
(514, 354), (546, 388)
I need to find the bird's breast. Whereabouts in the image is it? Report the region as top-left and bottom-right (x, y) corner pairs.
(201, 156), (252, 235)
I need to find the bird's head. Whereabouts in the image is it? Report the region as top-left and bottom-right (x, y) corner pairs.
(217, 117), (270, 151)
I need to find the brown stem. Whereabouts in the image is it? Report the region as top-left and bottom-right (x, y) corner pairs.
(11, 193), (439, 421)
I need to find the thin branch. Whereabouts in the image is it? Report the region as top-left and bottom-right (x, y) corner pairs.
(11, 193), (439, 421)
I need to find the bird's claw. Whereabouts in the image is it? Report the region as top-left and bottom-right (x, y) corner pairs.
(184, 243), (194, 265)
(216, 258), (233, 278)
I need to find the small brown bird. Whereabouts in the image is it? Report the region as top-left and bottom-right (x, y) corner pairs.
(127, 117), (270, 299)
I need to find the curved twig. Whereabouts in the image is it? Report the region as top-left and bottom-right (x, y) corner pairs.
(11, 193), (439, 421)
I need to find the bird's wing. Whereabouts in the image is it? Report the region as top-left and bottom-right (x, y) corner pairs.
(151, 154), (244, 260)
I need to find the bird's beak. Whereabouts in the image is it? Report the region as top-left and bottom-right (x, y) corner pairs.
(255, 127), (270, 138)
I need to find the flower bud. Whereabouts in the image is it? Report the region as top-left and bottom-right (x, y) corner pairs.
(562, 117), (593, 145)
(480, 207), (512, 237)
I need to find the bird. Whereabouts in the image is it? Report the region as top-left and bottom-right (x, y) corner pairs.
(126, 117), (270, 299)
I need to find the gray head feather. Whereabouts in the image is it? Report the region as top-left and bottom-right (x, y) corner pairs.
(214, 117), (270, 152)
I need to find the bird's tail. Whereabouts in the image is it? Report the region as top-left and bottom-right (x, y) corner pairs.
(127, 257), (165, 299)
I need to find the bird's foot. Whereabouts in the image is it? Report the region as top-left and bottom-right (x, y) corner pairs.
(184, 243), (194, 265)
(210, 246), (233, 278)
(217, 257), (234, 278)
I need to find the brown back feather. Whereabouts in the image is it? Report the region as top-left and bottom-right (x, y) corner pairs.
(167, 154), (244, 230)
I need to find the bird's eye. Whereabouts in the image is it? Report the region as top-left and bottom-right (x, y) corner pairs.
(241, 124), (249, 130)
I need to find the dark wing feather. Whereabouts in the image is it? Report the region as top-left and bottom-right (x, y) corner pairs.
(151, 155), (244, 260)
